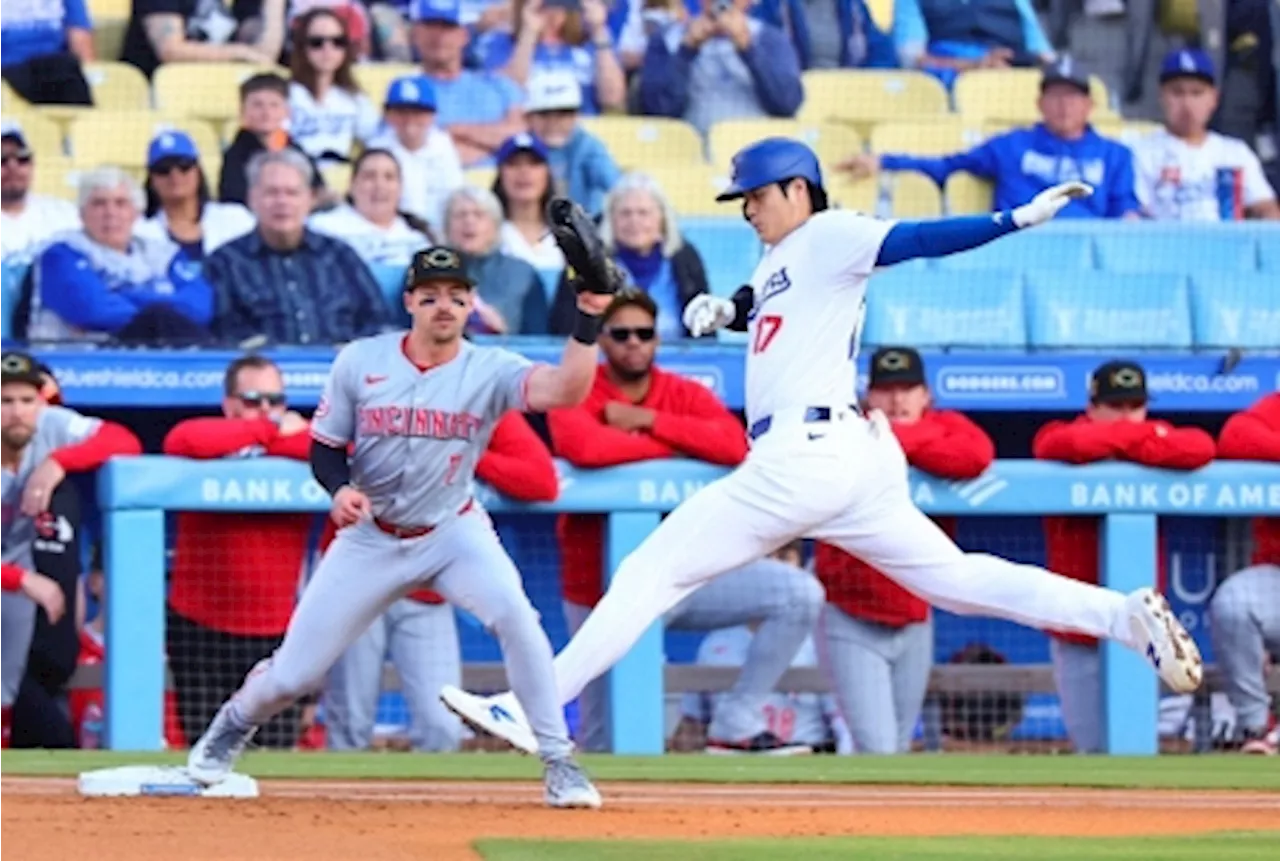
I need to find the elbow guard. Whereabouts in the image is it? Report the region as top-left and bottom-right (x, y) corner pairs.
(727, 285), (753, 332)
(310, 439), (351, 497)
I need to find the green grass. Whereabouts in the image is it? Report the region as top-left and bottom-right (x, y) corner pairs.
(3, 750), (1279, 791)
(475, 834), (1280, 861)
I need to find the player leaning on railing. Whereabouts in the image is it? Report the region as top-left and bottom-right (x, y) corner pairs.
(2, 351), (142, 746)
(185, 204), (620, 809)
(441, 137), (1206, 768)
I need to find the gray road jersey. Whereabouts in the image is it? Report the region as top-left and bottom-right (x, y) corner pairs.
(1, 406), (101, 571)
(311, 332), (535, 526)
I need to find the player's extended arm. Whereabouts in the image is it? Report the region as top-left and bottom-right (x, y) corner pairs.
(51, 422), (142, 471)
(896, 411), (994, 480)
(1032, 419), (1146, 464)
(875, 182), (1094, 266)
(1218, 395), (1280, 461)
(163, 417), (281, 459)
(477, 414), (559, 502)
(549, 407), (675, 467)
(647, 383), (749, 466)
(1124, 423), (1217, 470)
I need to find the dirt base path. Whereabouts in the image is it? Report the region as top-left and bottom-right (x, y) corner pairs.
(4, 777), (1277, 861)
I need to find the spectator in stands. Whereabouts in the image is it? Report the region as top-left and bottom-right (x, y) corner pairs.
(481, 0), (626, 115)
(673, 543), (851, 755)
(842, 59), (1142, 218)
(1032, 360), (1215, 754)
(0, 0), (94, 104)
(639, 0), (804, 136)
(615, 0), (688, 71)
(1211, 391), (1279, 755)
(309, 149), (433, 268)
(207, 149), (390, 345)
(1132, 49), (1279, 221)
(412, 0), (527, 167)
(25, 168), (214, 343)
(289, 7), (381, 166)
(135, 131), (255, 265)
(220, 73), (329, 207)
(122, 0), (287, 78)
(365, 0), (415, 61)
(815, 347), (993, 754)
(494, 133), (567, 272)
(892, 0), (1053, 87)
(754, 0), (897, 70)
(366, 75), (465, 230)
(551, 290), (825, 754)
(442, 185), (549, 334)
(549, 171), (708, 339)
(288, 1), (374, 60)
(162, 355), (313, 748)
(524, 70), (620, 215)
(1, 122), (80, 267)
(323, 411), (559, 753)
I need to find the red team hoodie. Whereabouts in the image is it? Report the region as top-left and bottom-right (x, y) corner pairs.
(814, 410), (996, 627)
(551, 366), (748, 607)
(1216, 392), (1280, 566)
(1033, 415), (1216, 645)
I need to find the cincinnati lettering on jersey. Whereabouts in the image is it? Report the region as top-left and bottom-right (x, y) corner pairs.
(358, 406), (484, 441)
(748, 267), (792, 321)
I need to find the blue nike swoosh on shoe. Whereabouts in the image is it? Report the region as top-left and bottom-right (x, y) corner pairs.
(1146, 642), (1161, 669)
(490, 704), (515, 722)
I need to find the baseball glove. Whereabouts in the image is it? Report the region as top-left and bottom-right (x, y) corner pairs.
(547, 198), (625, 296)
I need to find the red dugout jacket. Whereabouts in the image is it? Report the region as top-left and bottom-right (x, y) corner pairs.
(1217, 392), (1280, 566)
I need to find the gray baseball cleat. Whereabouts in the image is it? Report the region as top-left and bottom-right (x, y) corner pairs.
(543, 757), (602, 809)
(186, 703), (258, 786)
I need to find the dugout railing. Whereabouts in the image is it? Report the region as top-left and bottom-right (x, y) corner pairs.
(97, 457), (1280, 754)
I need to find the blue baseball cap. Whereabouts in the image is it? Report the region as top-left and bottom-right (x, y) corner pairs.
(412, 0), (461, 25)
(496, 132), (549, 165)
(147, 130), (199, 168)
(1159, 48), (1215, 85)
(716, 137), (823, 201)
(385, 75), (437, 111)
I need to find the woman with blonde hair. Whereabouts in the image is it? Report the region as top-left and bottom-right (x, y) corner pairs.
(549, 171), (709, 339)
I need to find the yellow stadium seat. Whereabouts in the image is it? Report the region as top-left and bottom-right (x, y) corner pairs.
(321, 163), (353, 196)
(88, 0), (132, 18)
(954, 69), (1114, 123)
(353, 64), (423, 104)
(798, 70), (950, 131)
(826, 175), (878, 213)
(69, 113), (222, 169)
(82, 61), (152, 111)
(889, 173), (943, 217)
(92, 18), (128, 63)
(640, 164), (732, 217)
(867, 0), (893, 29)
(945, 174), (994, 215)
(869, 118), (976, 155)
(31, 155), (81, 202)
(1092, 119), (1163, 146)
(465, 167), (497, 191)
(707, 120), (861, 173)
(578, 116), (704, 170)
(153, 64), (286, 122)
(2, 110), (66, 157)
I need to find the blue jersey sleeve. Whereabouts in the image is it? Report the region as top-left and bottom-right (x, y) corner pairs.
(65, 0), (92, 29)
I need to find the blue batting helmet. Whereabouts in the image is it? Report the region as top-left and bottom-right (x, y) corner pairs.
(716, 137), (824, 202)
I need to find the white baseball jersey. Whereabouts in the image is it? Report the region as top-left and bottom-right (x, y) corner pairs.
(743, 210), (894, 426)
(310, 333), (536, 526)
(0, 195), (80, 267)
(367, 129), (466, 229)
(1131, 129), (1276, 221)
(289, 83), (382, 163)
(308, 204), (430, 268)
(680, 627), (836, 747)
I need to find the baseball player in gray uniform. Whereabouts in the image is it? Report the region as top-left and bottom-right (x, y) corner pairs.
(187, 245), (614, 808)
(2, 352), (141, 714)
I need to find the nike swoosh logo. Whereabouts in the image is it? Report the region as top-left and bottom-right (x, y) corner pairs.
(807, 432), (826, 441)
(365, 375), (388, 385)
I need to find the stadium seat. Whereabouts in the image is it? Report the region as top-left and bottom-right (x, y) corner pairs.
(680, 217), (761, 298)
(865, 268), (1027, 349)
(578, 116), (704, 170)
(321, 163), (353, 196)
(352, 63), (423, 104)
(954, 69), (1114, 123)
(1, 78), (23, 108)
(797, 70), (949, 130)
(30, 155), (79, 201)
(465, 167), (496, 192)
(826, 175), (878, 213)
(69, 113), (222, 170)
(642, 164), (731, 217)
(1089, 119), (1163, 147)
(1, 110), (65, 157)
(1025, 272), (1193, 349)
(944, 174), (993, 214)
(866, 0), (893, 28)
(888, 173), (943, 217)
(1189, 273), (1280, 350)
(707, 120), (860, 173)
(1093, 230), (1258, 273)
(153, 63), (285, 122)
(936, 228), (1094, 271)
(91, 18), (128, 63)
(370, 263), (412, 324)
(869, 118), (975, 155)
(82, 62), (152, 111)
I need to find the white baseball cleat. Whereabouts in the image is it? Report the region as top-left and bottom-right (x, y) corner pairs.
(440, 686), (539, 755)
(186, 703), (258, 786)
(1126, 588), (1203, 694)
(543, 758), (603, 809)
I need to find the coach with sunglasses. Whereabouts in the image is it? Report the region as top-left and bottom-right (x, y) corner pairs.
(548, 290), (825, 754)
(135, 131), (254, 264)
(160, 354), (314, 748)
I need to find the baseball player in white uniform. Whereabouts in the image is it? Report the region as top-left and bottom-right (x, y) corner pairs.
(186, 245), (613, 808)
(442, 137), (1204, 761)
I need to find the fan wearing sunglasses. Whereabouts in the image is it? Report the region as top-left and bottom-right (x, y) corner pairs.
(1, 121), (81, 266)
(135, 131), (255, 265)
(548, 290), (825, 754)
(161, 354), (315, 749)
(288, 8), (380, 166)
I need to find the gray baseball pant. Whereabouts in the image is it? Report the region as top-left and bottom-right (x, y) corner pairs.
(1209, 564), (1280, 734)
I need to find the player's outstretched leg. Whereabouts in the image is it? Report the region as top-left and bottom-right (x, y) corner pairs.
(187, 526), (410, 784)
